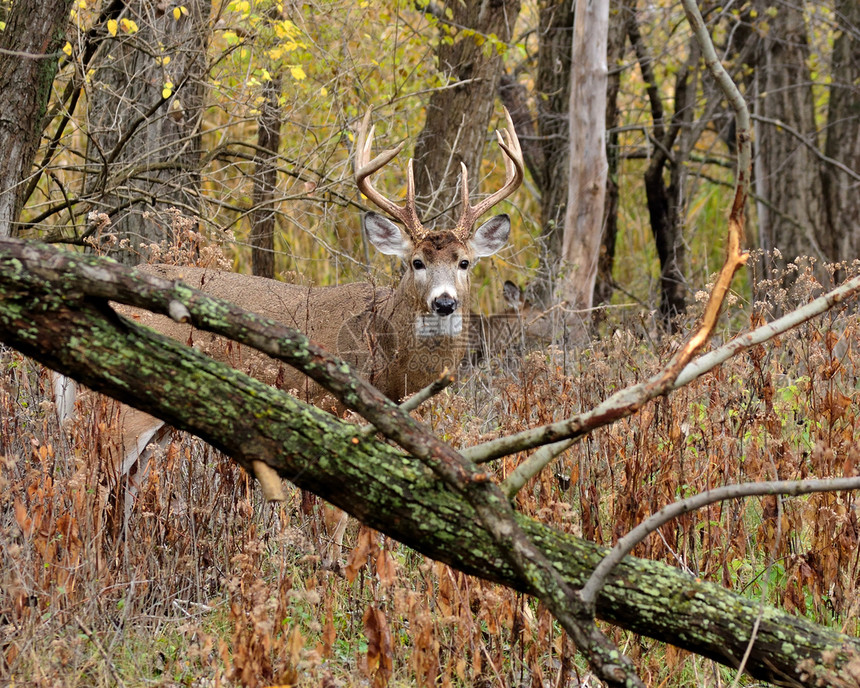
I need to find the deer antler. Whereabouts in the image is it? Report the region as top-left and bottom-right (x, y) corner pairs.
(454, 108), (524, 240)
(355, 110), (426, 240)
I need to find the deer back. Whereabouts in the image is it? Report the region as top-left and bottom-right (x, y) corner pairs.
(119, 263), (486, 407)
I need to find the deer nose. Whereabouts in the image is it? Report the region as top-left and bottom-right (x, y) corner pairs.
(433, 295), (459, 316)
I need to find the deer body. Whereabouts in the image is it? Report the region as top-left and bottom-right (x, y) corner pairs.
(124, 217), (508, 408)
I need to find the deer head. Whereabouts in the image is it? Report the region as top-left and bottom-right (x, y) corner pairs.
(355, 108), (524, 320)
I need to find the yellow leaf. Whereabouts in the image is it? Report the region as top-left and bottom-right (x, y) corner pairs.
(173, 6), (181, 19)
(120, 18), (139, 33)
(162, 82), (173, 98)
(62, 41), (73, 56)
(107, 19), (117, 36)
(290, 66), (306, 81)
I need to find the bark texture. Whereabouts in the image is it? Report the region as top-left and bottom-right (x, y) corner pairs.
(250, 71), (282, 279)
(0, 0), (73, 236)
(560, 0), (609, 336)
(534, 0), (575, 266)
(2, 236), (860, 687)
(594, 0), (630, 309)
(752, 0), (824, 267)
(821, 0), (860, 264)
(412, 0), (522, 226)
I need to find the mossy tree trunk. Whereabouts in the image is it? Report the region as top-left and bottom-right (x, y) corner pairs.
(1, 237), (859, 687)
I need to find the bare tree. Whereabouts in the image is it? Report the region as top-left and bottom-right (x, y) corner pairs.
(558, 0), (610, 336)
(83, 0), (211, 263)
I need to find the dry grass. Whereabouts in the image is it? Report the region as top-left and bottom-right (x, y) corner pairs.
(2, 258), (859, 687)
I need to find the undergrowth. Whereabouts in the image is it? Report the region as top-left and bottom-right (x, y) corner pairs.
(1, 258), (859, 687)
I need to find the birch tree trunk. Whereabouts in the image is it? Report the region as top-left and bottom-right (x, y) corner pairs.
(560, 0), (609, 338)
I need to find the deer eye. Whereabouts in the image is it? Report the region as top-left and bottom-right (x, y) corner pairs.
(458, 259), (470, 270)
(412, 258), (425, 270)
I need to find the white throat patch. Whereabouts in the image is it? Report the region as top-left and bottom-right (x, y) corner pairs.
(414, 313), (463, 337)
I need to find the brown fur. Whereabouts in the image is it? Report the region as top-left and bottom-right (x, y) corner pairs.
(117, 259), (473, 412)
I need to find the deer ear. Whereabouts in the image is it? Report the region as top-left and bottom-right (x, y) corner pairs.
(363, 212), (412, 258)
(469, 214), (510, 258)
(503, 280), (523, 309)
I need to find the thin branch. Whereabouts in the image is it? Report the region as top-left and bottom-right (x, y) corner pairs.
(359, 368), (456, 437)
(500, 438), (578, 498)
(400, 368), (456, 412)
(464, 270), (860, 465)
(579, 476), (860, 607)
(674, 271), (860, 387)
(752, 113), (860, 184)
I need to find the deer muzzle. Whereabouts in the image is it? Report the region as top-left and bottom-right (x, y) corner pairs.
(432, 294), (459, 316)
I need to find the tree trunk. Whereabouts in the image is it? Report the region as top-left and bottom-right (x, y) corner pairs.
(594, 0), (631, 309)
(84, 0), (210, 264)
(752, 0), (825, 270)
(2, 236), (860, 687)
(560, 0), (609, 337)
(630, 12), (701, 328)
(534, 0), (575, 271)
(0, 0), (73, 236)
(250, 72), (282, 279)
(412, 0), (521, 226)
(821, 0), (860, 264)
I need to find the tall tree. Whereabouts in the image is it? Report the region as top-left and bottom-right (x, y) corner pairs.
(821, 0), (860, 263)
(633, 22), (701, 327)
(533, 0), (575, 266)
(412, 0), (522, 226)
(0, 0), (73, 236)
(594, 0), (633, 308)
(250, 61), (282, 279)
(751, 0), (824, 270)
(501, 0), (629, 311)
(559, 0), (610, 336)
(84, 0), (210, 264)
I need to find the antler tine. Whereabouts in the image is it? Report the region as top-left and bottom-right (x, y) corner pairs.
(454, 108), (524, 238)
(354, 110), (424, 238)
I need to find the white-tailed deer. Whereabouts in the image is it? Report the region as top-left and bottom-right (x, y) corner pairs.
(469, 280), (555, 361)
(99, 109), (523, 467)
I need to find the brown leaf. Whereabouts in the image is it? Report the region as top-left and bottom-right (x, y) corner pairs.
(344, 526), (374, 584)
(376, 548), (397, 589)
(363, 605), (393, 687)
(321, 599), (336, 658)
(14, 499), (32, 537)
